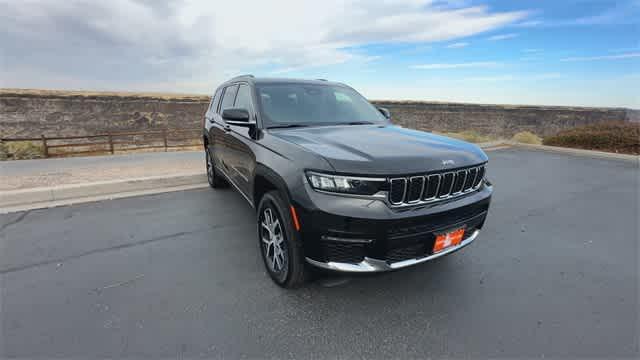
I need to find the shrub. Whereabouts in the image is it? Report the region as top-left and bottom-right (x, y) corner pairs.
(512, 131), (542, 144)
(543, 122), (639, 155)
(3, 141), (45, 160)
(441, 130), (493, 143)
(0, 142), (8, 160)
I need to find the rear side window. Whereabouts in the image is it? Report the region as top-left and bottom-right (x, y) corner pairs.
(234, 84), (253, 111)
(209, 88), (222, 112)
(220, 85), (239, 112)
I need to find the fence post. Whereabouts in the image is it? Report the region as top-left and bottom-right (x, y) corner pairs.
(108, 133), (114, 154)
(163, 129), (168, 152)
(41, 135), (48, 158)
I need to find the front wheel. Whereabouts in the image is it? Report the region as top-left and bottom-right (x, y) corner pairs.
(257, 191), (307, 288)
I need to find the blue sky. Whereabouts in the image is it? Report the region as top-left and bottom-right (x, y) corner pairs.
(1, 0), (638, 107)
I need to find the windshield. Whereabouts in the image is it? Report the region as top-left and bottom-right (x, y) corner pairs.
(255, 83), (387, 127)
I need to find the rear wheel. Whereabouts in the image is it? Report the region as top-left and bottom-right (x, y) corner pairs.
(257, 191), (307, 288)
(205, 147), (227, 188)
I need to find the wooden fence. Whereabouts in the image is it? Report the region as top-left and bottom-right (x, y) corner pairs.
(0, 129), (202, 158)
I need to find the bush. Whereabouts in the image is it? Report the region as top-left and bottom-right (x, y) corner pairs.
(440, 130), (494, 143)
(543, 122), (639, 155)
(0, 142), (8, 160)
(2, 141), (45, 160)
(512, 131), (542, 144)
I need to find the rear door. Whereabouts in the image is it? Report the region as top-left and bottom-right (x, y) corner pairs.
(205, 88), (224, 168)
(215, 84), (239, 177)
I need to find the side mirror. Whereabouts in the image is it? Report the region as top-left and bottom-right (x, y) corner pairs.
(222, 108), (254, 127)
(377, 107), (391, 119)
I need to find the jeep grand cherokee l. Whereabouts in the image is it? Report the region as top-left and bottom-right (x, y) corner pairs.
(203, 75), (492, 288)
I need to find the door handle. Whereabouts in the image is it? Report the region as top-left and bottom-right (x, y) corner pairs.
(224, 124), (231, 132)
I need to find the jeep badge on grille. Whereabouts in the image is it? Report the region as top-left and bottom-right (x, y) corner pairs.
(442, 159), (455, 166)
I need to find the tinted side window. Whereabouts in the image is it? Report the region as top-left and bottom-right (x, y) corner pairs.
(209, 88), (222, 112)
(220, 85), (239, 112)
(234, 84), (253, 111)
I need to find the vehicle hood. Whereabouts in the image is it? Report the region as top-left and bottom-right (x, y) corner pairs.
(269, 125), (488, 175)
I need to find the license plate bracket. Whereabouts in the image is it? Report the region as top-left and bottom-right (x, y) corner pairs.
(433, 227), (466, 253)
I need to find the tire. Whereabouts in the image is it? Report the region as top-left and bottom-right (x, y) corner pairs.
(257, 190), (308, 288)
(205, 147), (227, 188)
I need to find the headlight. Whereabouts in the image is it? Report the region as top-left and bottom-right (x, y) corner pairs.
(306, 171), (386, 195)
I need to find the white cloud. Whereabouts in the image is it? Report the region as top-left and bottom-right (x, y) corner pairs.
(560, 52), (640, 62)
(463, 73), (562, 82)
(487, 33), (519, 41)
(446, 42), (469, 48)
(361, 55), (383, 63)
(513, 20), (542, 27)
(464, 75), (515, 82)
(410, 61), (500, 69)
(0, 0), (529, 92)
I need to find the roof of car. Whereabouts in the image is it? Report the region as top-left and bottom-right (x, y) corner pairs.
(222, 75), (345, 87)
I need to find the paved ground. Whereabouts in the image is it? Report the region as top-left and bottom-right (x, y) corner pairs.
(0, 151), (203, 191)
(0, 148), (638, 358)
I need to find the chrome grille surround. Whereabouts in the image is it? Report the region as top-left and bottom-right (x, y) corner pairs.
(388, 165), (486, 207)
(406, 176), (425, 203)
(423, 174), (441, 200)
(389, 178), (408, 205)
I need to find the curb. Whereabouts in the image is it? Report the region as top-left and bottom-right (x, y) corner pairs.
(1, 173), (207, 212)
(1, 142), (636, 213)
(506, 142), (639, 162)
(478, 141), (638, 161)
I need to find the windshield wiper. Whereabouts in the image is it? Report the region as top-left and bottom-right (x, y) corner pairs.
(267, 124), (310, 129)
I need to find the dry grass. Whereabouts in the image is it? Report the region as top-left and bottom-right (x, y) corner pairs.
(0, 141), (45, 160)
(0, 88), (209, 102)
(543, 122), (639, 155)
(512, 131), (542, 144)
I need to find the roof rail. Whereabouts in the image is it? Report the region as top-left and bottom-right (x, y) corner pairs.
(230, 74), (255, 81)
(316, 78), (328, 81)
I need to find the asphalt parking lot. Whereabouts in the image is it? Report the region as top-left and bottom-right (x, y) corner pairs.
(1, 148), (638, 358)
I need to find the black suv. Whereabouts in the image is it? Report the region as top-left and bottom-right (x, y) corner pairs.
(203, 75), (492, 287)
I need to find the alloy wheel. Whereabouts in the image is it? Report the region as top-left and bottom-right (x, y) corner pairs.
(260, 207), (289, 276)
(205, 150), (214, 185)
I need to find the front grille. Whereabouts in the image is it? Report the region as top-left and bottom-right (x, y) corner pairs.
(386, 243), (426, 262)
(325, 243), (365, 263)
(463, 226), (477, 240)
(388, 165), (485, 206)
(438, 173), (455, 197)
(385, 225), (478, 263)
(424, 174), (440, 199)
(407, 176), (425, 202)
(389, 178), (407, 204)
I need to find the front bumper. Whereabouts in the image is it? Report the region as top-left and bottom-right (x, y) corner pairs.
(306, 229), (479, 272)
(295, 181), (492, 273)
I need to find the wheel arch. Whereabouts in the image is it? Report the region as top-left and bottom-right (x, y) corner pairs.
(202, 132), (208, 150)
(253, 164), (292, 208)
